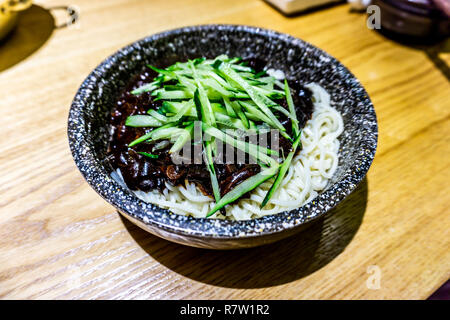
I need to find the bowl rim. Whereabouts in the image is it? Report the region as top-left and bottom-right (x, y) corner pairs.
(68, 24), (378, 240)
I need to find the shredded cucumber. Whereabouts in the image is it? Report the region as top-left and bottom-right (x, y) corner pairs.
(126, 115), (162, 127)
(213, 60), (287, 134)
(137, 152), (159, 159)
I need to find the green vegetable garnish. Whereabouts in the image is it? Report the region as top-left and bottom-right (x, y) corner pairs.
(213, 60), (290, 139)
(284, 79), (299, 136)
(137, 152), (159, 159)
(126, 115), (162, 127)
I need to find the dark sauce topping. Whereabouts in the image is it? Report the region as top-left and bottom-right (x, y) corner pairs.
(107, 58), (314, 198)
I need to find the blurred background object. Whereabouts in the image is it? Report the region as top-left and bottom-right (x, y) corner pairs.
(265, 0), (344, 15)
(433, 0), (450, 17)
(372, 0), (450, 39)
(264, 0), (449, 39)
(348, 0), (372, 10)
(0, 2), (78, 72)
(428, 279), (450, 300)
(0, 0), (32, 40)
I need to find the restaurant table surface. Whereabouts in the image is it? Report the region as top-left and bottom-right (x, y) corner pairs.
(0, 0), (449, 300)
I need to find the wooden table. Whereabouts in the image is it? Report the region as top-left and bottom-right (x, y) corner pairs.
(0, 0), (449, 300)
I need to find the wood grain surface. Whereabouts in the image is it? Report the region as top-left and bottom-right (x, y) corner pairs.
(0, 0), (449, 300)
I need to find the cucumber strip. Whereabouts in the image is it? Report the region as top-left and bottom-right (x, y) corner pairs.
(125, 115), (163, 127)
(169, 123), (194, 154)
(231, 64), (253, 73)
(244, 79), (268, 86)
(204, 89), (223, 101)
(215, 113), (247, 130)
(259, 83), (275, 92)
(284, 79), (299, 136)
(227, 98), (249, 129)
(165, 69), (190, 77)
(246, 75), (274, 85)
(203, 125), (279, 164)
(160, 101), (179, 113)
(166, 106), (197, 118)
(223, 128), (248, 139)
(240, 101), (293, 141)
(255, 71), (268, 78)
(220, 127), (279, 158)
(189, 61), (216, 126)
(253, 86), (285, 99)
(273, 105), (292, 118)
(169, 61), (186, 70)
(239, 101), (277, 128)
(198, 69), (234, 90)
(260, 133), (302, 208)
(257, 76), (276, 83)
(176, 75), (196, 92)
(131, 81), (160, 95)
(201, 78), (250, 99)
(201, 78), (229, 96)
(147, 109), (168, 122)
(155, 90), (193, 100)
(148, 101), (191, 123)
(165, 101), (191, 122)
(206, 165), (279, 217)
(137, 152), (159, 159)
(274, 79), (285, 90)
(193, 57), (206, 65)
(242, 111), (260, 122)
(239, 72), (258, 79)
(193, 89), (209, 125)
(128, 123), (177, 147)
(154, 74), (170, 82)
(147, 65), (176, 78)
(151, 127), (185, 141)
(163, 84), (188, 91)
(214, 61), (286, 133)
(211, 103), (231, 115)
(152, 140), (170, 151)
(204, 140), (221, 203)
(227, 57), (242, 64)
(214, 54), (230, 62)
(222, 96), (236, 117)
(163, 100), (196, 115)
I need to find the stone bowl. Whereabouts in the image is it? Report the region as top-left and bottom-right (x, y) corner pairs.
(68, 25), (378, 249)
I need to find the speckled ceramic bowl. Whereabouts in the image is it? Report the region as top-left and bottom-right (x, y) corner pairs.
(68, 25), (377, 250)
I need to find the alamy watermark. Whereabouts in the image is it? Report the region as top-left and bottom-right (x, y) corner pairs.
(367, 5), (381, 30)
(366, 265), (381, 290)
(167, 121), (281, 168)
